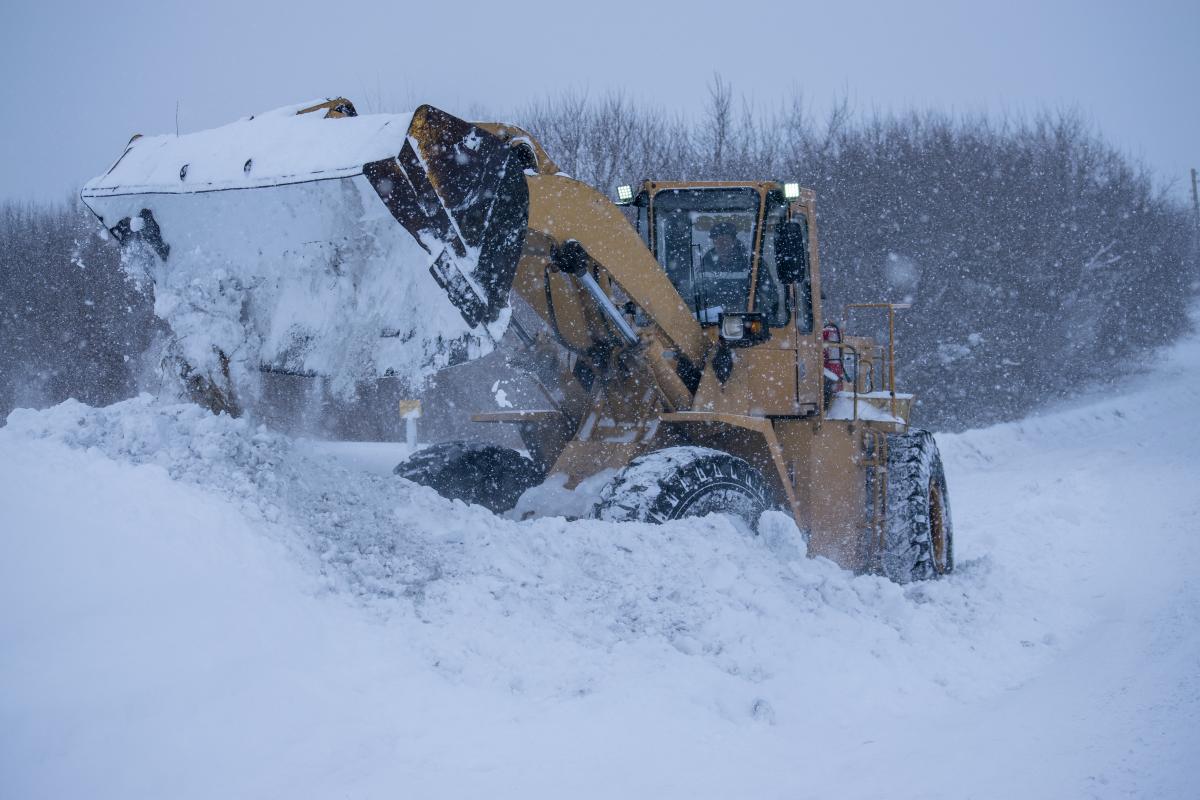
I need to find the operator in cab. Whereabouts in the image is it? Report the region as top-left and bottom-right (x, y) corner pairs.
(698, 221), (751, 313)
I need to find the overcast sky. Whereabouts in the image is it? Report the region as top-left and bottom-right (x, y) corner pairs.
(2, 0), (1197, 204)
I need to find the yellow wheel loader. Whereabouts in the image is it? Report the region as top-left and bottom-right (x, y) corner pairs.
(82, 99), (953, 582)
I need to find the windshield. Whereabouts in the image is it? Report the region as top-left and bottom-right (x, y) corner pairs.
(653, 188), (759, 324)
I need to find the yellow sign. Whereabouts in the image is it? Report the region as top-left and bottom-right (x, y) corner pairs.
(398, 399), (422, 419)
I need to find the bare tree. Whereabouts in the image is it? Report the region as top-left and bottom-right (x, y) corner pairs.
(701, 73), (734, 174)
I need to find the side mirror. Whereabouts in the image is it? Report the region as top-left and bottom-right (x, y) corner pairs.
(775, 221), (807, 284)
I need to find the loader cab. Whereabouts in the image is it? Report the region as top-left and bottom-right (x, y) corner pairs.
(625, 182), (813, 335)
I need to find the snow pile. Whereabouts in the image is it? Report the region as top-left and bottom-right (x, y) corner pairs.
(508, 469), (617, 521)
(3, 396), (451, 600)
(824, 390), (907, 422)
(3, 323), (1200, 796)
(125, 173), (503, 400)
(1, 396), (1008, 673)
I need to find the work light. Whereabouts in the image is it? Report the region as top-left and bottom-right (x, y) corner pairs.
(719, 312), (768, 346)
(721, 313), (744, 340)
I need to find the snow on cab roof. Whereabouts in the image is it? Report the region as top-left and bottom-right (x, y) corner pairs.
(83, 101), (414, 197)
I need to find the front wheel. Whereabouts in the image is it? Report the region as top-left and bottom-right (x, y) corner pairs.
(593, 446), (772, 529)
(882, 429), (954, 582)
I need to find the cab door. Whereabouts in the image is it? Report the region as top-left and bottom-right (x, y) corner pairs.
(746, 192), (820, 417)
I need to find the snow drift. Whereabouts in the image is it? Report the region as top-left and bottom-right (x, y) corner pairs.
(3, 322), (1200, 797)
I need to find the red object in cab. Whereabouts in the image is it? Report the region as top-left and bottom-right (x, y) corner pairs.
(822, 322), (845, 385)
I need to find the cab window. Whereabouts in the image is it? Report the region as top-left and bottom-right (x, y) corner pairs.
(770, 211), (812, 333)
(652, 188), (759, 325)
(755, 196), (790, 327)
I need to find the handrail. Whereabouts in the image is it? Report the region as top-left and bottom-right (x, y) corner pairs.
(843, 303), (910, 418)
(822, 341), (862, 420)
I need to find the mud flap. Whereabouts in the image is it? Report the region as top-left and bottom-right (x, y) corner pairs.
(363, 105), (529, 328)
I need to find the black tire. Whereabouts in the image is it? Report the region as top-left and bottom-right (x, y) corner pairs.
(394, 440), (542, 513)
(882, 429), (954, 583)
(593, 446), (772, 528)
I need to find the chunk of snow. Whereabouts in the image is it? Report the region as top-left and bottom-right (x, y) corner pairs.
(508, 469), (617, 521)
(491, 380), (514, 409)
(824, 391), (904, 422)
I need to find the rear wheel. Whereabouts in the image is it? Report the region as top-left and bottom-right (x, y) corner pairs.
(394, 440), (542, 513)
(593, 446), (772, 529)
(882, 429), (954, 582)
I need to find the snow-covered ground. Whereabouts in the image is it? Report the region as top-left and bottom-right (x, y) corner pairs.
(2, 328), (1199, 798)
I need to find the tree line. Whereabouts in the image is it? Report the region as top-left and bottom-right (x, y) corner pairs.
(0, 201), (159, 418)
(1, 84), (1196, 429)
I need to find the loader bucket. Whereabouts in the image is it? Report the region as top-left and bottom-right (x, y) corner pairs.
(79, 100), (530, 400)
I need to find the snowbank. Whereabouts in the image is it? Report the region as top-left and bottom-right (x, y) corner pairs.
(3, 323), (1200, 797)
